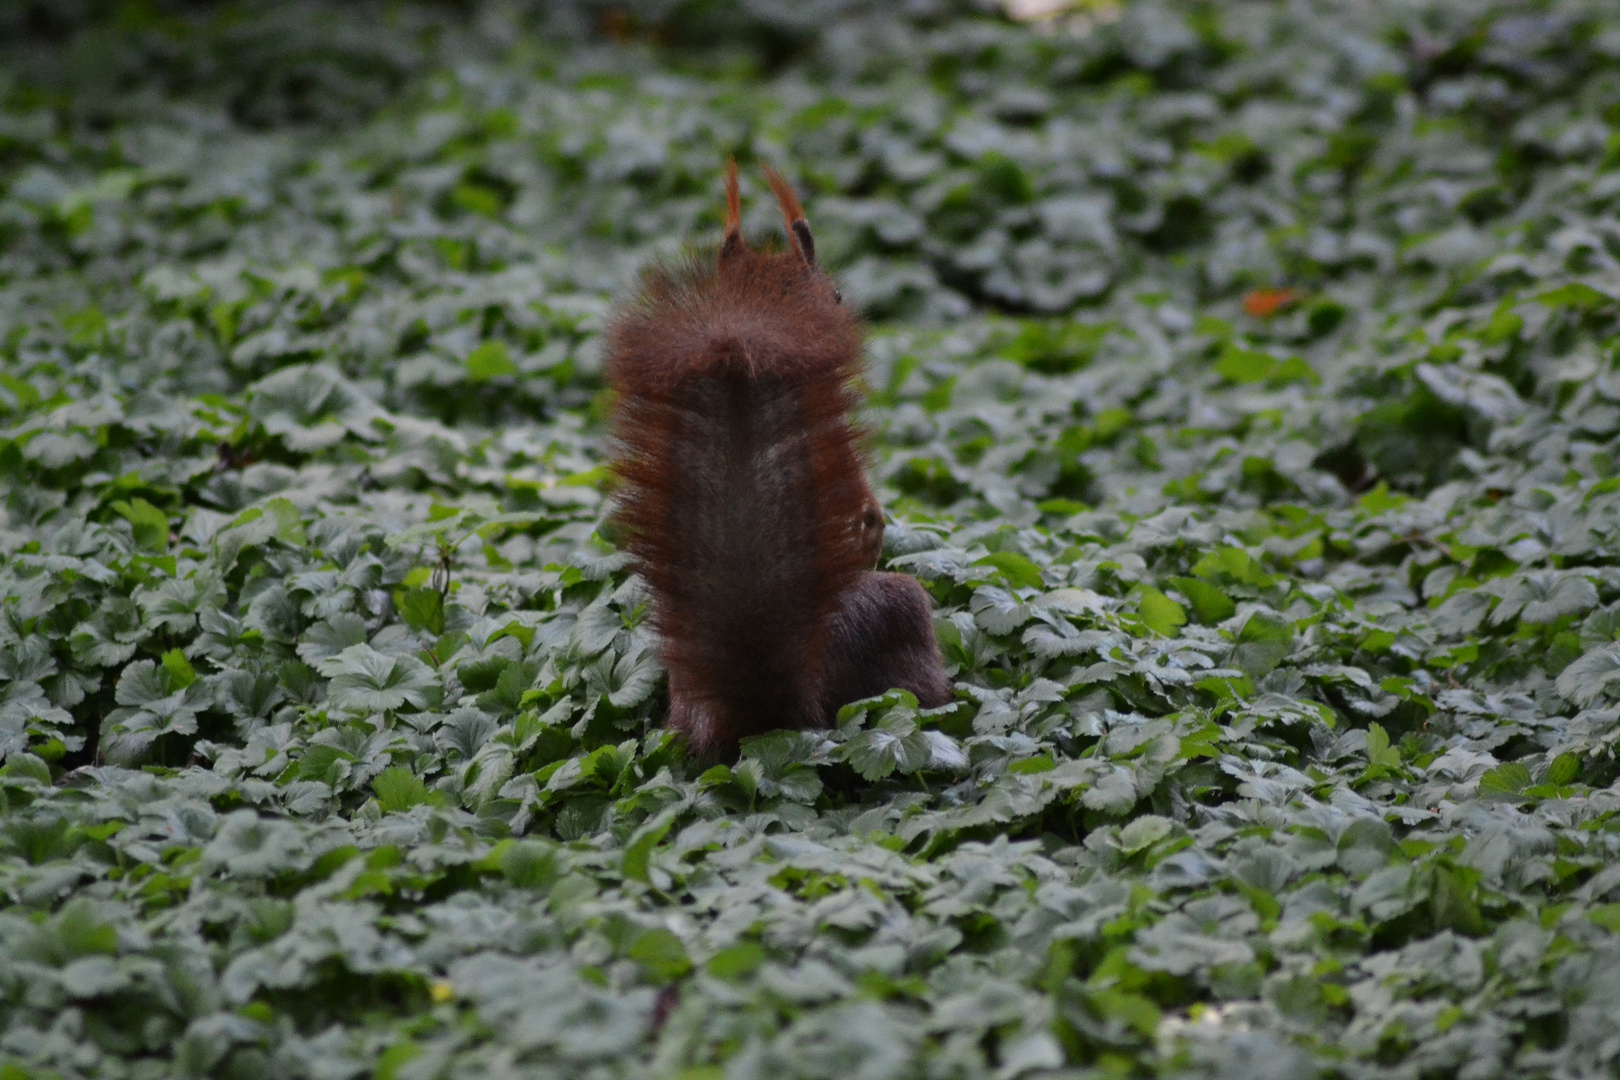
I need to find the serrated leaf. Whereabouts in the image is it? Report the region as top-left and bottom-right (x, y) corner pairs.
(1545, 752), (1581, 786)
(1478, 762), (1531, 802)
(373, 766), (432, 813)
(322, 645), (438, 713)
(396, 586), (445, 635)
(843, 715), (933, 781)
(1556, 645), (1620, 706)
(971, 586), (1031, 635)
(1081, 766), (1137, 814)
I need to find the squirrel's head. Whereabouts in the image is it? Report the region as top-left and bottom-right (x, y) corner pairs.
(607, 159), (860, 391)
(716, 158), (844, 308)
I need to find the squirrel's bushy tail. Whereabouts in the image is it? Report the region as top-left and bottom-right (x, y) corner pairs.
(606, 164), (873, 755)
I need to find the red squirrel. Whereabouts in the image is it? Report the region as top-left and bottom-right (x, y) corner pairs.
(605, 160), (952, 758)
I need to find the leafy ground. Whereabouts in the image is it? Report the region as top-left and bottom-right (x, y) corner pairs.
(4, 0), (1620, 1076)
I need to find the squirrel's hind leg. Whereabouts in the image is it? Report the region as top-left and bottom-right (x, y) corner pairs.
(665, 572), (951, 758)
(821, 572), (953, 719)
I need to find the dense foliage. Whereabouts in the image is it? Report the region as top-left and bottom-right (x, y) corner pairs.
(5, 0), (1620, 1076)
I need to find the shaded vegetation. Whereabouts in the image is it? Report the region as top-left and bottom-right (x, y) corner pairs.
(5, 0), (1620, 1077)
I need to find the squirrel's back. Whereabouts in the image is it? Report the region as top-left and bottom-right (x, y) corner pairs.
(606, 164), (876, 754)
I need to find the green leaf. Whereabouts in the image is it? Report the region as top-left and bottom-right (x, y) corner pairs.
(1589, 905), (1620, 933)
(1090, 988), (1160, 1037)
(322, 645), (439, 713)
(376, 1042), (423, 1080)
(622, 807), (676, 885)
(1117, 815), (1173, 854)
(843, 714), (933, 781)
(1587, 906), (1620, 939)
(1167, 576), (1236, 623)
(1081, 767), (1138, 815)
(1429, 865), (1486, 936)
(1365, 722), (1401, 770)
(0, 372), (42, 411)
(373, 766), (433, 813)
(114, 660), (183, 707)
(1269, 356), (1319, 384)
(706, 941), (766, 980)
(1135, 586), (1186, 637)
(297, 744), (355, 783)
(1556, 645), (1620, 706)
(1478, 762), (1532, 802)
(627, 928), (691, 982)
(1545, 752), (1581, 787)
(396, 586), (446, 635)
(1356, 482), (1408, 515)
(467, 340), (519, 381)
(112, 498), (170, 553)
(1232, 612), (1292, 678)
(451, 181), (506, 219)
(1537, 282), (1614, 309)
(1190, 546), (1271, 586)
(499, 840), (560, 890)
(264, 497), (307, 546)
(0, 752), (51, 783)
(971, 551), (1045, 590)
(160, 648), (197, 690)
(54, 899), (119, 959)
(1215, 343), (1277, 384)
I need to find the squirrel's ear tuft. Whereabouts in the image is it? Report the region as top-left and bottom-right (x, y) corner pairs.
(720, 157), (746, 262)
(761, 163), (817, 270)
(790, 219), (817, 271)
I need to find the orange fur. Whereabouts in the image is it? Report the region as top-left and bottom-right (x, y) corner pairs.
(722, 157), (743, 252)
(761, 163), (809, 260)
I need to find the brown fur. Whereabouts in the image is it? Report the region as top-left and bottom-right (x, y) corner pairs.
(822, 572), (953, 713)
(606, 165), (951, 758)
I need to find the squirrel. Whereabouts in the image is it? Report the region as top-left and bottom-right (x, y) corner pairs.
(604, 160), (952, 759)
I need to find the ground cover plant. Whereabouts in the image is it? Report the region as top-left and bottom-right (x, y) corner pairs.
(4, 0), (1620, 1075)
